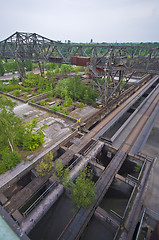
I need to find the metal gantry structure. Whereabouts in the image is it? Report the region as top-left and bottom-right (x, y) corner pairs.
(1, 32), (159, 102)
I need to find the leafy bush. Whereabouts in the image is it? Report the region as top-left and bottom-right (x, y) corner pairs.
(23, 72), (55, 92)
(63, 96), (73, 107)
(0, 161), (7, 174)
(9, 77), (19, 85)
(48, 96), (52, 102)
(58, 104), (63, 111)
(3, 58), (18, 73)
(0, 151), (21, 173)
(35, 152), (54, 176)
(55, 76), (99, 104)
(71, 167), (96, 209)
(48, 91), (53, 102)
(63, 109), (69, 115)
(0, 83), (21, 92)
(22, 119), (45, 152)
(0, 97), (46, 174)
(40, 100), (46, 106)
(53, 159), (70, 188)
(79, 102), (84, 108)
(25, 87), (31, 92)
(134, 164), (141, 173)
(13, 90), (20, 97)
(27, 133), (44, 152)
(50, 104), (60, 112)
(0, 82), (5, 92)
(20, 86), (26, 92)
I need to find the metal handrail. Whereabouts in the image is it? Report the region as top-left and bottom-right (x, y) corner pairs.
(135, 208), (146, 240)
(83, 141), (97, 156)
(68, 156), (82, 170)
(110, 185), (136, 220)
(113, 226), (120, 240)
(127, 159), (146, 182)
(23, 181), (57, 217)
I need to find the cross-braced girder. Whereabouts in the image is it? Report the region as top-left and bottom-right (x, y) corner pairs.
(1, 32), (159, 102)
(0, 32), (159, 73)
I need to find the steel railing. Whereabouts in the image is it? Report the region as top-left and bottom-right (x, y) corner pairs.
(22, 181), (57, 217)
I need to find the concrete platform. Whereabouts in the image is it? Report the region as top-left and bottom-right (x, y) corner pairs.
(142, 115), (159, 217)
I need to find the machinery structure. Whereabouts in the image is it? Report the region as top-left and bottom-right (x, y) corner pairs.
(1, 32), (159, 102)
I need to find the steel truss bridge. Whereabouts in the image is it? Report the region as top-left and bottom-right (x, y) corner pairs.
(1, 32), (159, 102)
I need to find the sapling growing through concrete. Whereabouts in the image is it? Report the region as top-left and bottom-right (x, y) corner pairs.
(35, 152), (54, 177)
(53, 159), (70, 188)
(71, 167), (96, 210)
(53, 160), (97, 210)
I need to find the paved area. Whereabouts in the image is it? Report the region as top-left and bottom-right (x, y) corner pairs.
(141, 115), (159, 217)
(13, 102), (45, 121)
(70, 106), (98, 120)
(12, 99), (74, 148)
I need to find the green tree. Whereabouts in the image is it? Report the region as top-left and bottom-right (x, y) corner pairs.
(0, 151), (21, 174)
(4, 59), (18, 73)
(67, 76), (84, 100)
(64, 95), (73, 107)
(54, 75), (98, 104)
(24, 60), (33, 71)
(83, 89), (90, 104)
(54, 79), (69, 98)
(0, 96), (26, 173)
(35, 152), (54, 176)
(0, 96), (23, 152)
(53, 159), (70, 188)
(71, 167), (96, 209)
(24, 72), (55, 92)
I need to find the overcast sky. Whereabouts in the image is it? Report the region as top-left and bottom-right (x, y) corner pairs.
(1, 0), (159, 43)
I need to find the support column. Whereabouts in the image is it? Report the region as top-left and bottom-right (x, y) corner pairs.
(38, 61), (45, 78)
(118, 70), (123, 94)
(104, 71), (110, 106)
(16, 58), (26, 82)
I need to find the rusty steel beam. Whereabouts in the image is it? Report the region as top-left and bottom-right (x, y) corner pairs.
(1, 32), (159, 100)
(1, 32), (159, 73)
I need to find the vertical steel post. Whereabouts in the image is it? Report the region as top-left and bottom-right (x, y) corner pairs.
(38, 61), (45, 78)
